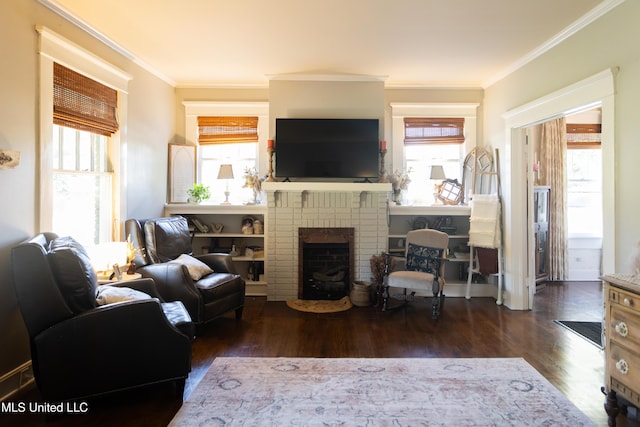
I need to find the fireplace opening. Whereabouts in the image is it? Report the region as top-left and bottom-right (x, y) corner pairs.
(299, 228), (354, 300)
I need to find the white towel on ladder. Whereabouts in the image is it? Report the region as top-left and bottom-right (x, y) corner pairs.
(469, 194), (501, 249)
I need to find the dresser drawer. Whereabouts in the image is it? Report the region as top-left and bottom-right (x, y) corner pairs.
(607, 341), (640, 396)
(609, 304), (640, 352)
(609, 287), (638, 310)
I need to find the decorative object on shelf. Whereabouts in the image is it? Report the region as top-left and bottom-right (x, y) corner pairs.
(377, 141), (388, 183)
(429, 165), (446, 205)
(411, 216), (429, 230)
(242, 167), (263, 204)
(0, 149), (20, 169)
(241, 216), (254, 234)
(190, 217), (210, 233)
(217, 164), (235, 205)
(210, 223), (224, 233)
(437, 178), (464, 205)
(265, 139), (276, 182)
(168, 143), (195, 203)
(186, 183), (210, 204)
(386, 168), (412, 205)
(229, 244), (239, 257)
(253, 219), (263, 234)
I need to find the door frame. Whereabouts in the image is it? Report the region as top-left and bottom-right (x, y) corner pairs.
(502, 68), (616, 310)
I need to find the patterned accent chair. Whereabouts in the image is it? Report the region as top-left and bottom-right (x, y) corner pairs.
(382, 229), (449, 319)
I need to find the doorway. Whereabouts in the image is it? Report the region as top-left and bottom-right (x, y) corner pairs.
(528, 108), (603, 287)
(502, 68), (616, 310)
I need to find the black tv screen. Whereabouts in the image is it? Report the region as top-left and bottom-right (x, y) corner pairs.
(275, 118), (380, 179)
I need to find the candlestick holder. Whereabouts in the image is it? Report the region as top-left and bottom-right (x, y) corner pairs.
(265, 147), (276, 182)
(378, 149), (389, 183)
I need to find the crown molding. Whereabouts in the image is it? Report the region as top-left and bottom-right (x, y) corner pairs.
(483, 0), (626, 88)
(38, 0), (176, 86)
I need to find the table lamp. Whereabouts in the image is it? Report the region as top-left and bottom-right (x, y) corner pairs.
(217, 164), (234, 205)
(430, 165), (446, 204)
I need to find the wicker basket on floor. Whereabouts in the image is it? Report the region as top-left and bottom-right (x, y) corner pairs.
(350, 281), (372, 307)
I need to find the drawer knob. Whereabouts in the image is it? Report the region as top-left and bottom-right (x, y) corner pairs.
(616, 359), (629, 375)
(623, 297), (631, 306)
(615, 322), (629, 337)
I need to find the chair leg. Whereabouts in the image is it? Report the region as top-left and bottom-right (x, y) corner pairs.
(175, 378), (186, 400)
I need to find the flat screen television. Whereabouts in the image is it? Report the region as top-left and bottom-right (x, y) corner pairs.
(275, 118), (380, 180)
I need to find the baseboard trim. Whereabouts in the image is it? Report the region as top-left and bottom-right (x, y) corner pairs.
(0, 361), (34, 401)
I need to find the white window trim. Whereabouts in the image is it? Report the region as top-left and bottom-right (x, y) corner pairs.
(183, 102), (270, 180)
(37, 26), (131, 240)
(389, 103), (479, 173)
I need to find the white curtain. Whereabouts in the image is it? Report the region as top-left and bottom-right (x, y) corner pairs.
(540, 117), (568, 280)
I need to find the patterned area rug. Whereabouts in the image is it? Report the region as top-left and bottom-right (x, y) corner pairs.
(286, 296), (353, 313)
(169, 357), (595, 426)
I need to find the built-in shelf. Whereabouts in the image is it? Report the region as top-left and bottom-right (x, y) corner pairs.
(389, 204), (471, 216)
(164, 203), (267, 215)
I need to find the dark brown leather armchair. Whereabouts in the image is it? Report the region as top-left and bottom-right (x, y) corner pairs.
(125, 216), (245, 328)
(11, 233), (193, 403)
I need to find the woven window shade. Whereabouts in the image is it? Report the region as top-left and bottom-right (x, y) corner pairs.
(198, 116), (259, 144)
(53, 62), (119, 136)
(404, 117), (465, 144)
(566, 123), (601, 149)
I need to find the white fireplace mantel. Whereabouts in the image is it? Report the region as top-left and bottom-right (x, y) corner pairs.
(262, 181), (392, 194)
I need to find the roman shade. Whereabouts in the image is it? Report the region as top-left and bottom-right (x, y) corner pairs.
(404, 117), (465, 145)
(197, 116), (259, 144)
(53, 62), (119, 136)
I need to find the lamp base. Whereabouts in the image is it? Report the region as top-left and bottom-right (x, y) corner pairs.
(221, 191), (231, 205)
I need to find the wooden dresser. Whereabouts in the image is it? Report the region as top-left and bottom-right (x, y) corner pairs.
(603, 274), (640, 426)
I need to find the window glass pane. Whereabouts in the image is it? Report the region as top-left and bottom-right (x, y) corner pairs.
(52, 173), (112, 246)
(566, 148), (602, 237)
(52, 125), (113, 246)
(200, 143), (258, 204)
(61, 126), (77, 170)
(78, 131), (91, 171)
(404, 144), (464, 205)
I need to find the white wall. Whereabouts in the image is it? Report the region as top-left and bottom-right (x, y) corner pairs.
(484, 0), (640, 307)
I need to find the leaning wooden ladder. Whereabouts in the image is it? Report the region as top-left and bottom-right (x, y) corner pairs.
(464, 148), (504, 305)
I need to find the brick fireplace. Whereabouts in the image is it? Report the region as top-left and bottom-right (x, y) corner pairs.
(263, 182), (391, 301)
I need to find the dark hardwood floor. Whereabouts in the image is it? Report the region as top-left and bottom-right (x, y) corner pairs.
(2, 281), (639, 426)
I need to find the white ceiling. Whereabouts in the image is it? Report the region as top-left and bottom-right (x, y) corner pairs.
(44, 0), (613, 88)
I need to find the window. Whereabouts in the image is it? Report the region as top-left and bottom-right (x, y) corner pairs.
(49, 63), (119, 246)
(566, 123), (602, 237)
(38, 27), (131, 245)
(52, 125), (113, 245)
(200, 143), (258, 205)
(183, 102), (269, 205)
(390, 103), (478, 206)
(404, 119), (466, 202)
(198, 116), (259, 205)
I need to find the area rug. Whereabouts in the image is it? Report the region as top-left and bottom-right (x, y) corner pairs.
(554, 320), (603, 349)
(169, 357), (595, 426)
(286, 296), (353, 313)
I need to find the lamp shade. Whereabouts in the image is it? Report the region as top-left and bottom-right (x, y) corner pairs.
(429, 165), (446, 180)
(217, 164), (234, 180)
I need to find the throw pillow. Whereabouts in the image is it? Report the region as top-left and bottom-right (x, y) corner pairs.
(169, 253), (214, 281)
(47, 236), (98, 314)
(96, 285), (152, 305)
(405, 243), (443, 276)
